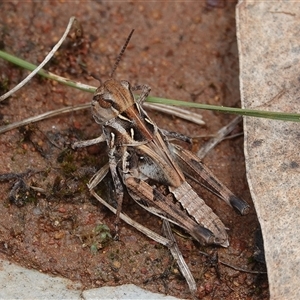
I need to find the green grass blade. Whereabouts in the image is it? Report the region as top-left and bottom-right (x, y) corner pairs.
(1, 50), (300, 122)
(0, 50), (95, 93)
(147, 97), (300, 122)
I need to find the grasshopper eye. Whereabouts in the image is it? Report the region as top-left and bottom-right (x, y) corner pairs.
(93, 93), (113, 109)
(91, 86), (120, 124)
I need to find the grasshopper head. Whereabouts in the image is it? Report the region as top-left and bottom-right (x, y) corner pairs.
(92, 30), (135, 125)
(91, 78), (135, 124)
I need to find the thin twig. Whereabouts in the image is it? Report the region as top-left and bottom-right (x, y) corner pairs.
(144, 103), (205, 126)
(0, 17), (77, 102)
(198, 250), (266, 274)
(220, 260), (267, 274)
(0, 103), (90, 134)
(197, 116), (242, 159)
(0, 102), (204, 134)
(162, 220), (197, 295)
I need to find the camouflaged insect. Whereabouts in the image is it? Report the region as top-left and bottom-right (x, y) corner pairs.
(73, 30), (249, 247)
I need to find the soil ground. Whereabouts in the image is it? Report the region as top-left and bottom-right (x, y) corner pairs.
(0, 1), (268, 299)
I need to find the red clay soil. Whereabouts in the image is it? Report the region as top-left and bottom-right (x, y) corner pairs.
(0, 2), (268, 299)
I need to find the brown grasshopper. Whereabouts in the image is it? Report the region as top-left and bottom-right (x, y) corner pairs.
(73, 29), (249, 248)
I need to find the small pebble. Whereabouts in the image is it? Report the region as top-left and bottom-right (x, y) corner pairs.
(112, 260), (121, 270)
(54, 231), (65, 240)
(32, 207), (42, 215)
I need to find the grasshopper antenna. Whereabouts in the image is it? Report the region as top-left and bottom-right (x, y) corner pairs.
(110, 29), (135, 78)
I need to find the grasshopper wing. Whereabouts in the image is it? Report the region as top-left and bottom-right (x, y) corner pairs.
(168, 143), (250, 215)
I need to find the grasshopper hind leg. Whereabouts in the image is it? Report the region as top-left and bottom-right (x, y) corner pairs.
(124, 175), (229, 247)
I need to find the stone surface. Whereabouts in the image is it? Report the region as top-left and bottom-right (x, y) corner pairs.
(237, 1), (300, 299)
(0, 258), (181, 300)
(0, 258), (81, 299)
(82, 284), (181, 300)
